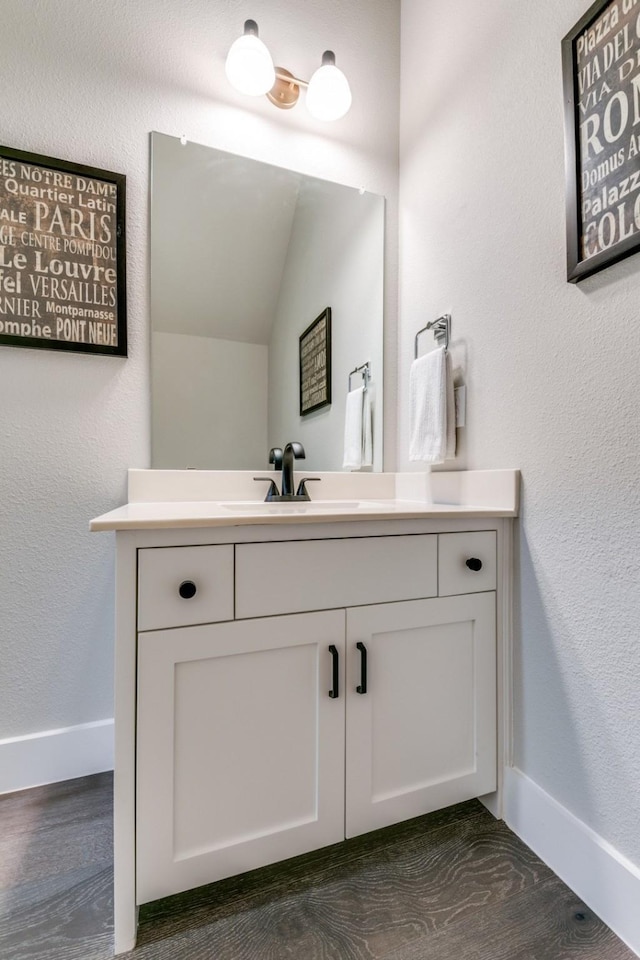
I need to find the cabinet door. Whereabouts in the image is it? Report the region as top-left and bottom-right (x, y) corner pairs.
(136, 610), (346, 903)
(345, 593), (496, 838)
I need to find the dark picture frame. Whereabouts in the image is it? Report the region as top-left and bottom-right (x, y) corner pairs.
(562, 0), (640, 282)
(0, 145), (127, 355)
(299, 307), (331, 416)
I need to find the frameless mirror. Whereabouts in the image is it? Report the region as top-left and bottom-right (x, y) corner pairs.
(150, 132), (384, 472)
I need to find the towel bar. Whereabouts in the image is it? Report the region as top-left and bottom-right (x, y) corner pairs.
(414, 314), (451, 358)
(348, 361), (371, 392)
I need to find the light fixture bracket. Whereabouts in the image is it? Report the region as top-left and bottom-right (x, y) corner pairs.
(267, 67), (301, 109)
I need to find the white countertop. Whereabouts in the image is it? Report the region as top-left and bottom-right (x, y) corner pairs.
(90, 469), (520, 531)
(90, 498), (517, 531)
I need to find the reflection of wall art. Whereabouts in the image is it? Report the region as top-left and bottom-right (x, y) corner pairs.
(562, 0), (640, 282)
(299, 307), (331, 416)
(0, 145), (127, 355)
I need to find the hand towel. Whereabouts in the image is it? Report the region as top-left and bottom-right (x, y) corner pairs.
(409, 347), (456, 463)
(362, 386), (373, 468)
(444, 352), (456, 461)
(343, 386), (365, 469)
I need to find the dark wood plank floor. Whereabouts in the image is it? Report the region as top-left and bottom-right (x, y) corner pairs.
(0, 773), (634, 960)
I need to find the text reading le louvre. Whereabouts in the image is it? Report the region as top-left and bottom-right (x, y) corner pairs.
(0, 148), (126, 356)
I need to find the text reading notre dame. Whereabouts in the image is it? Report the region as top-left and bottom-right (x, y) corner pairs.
(0, 155), (121, 349)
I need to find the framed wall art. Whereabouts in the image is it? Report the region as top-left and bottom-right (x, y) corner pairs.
(562, 0), (640, 282)
(299, 307), (331, 416)
(0, 145), (127, 355)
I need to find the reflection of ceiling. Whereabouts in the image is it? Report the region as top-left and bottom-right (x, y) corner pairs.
(151, 137), (301, 344)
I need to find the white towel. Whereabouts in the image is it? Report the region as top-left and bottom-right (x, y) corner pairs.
(409, 347), (456, 464)
(343, 385), (372, 470)
(362, 387), (373, 468)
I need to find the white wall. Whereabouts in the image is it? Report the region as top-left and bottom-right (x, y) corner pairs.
(268, 182), (384, 471)
(152, 333), (268, 469)
(400, 0), (640, 878)
(0, 0), (399, 781)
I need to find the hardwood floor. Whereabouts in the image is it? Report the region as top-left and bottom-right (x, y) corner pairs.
(0, 774), (634, 960)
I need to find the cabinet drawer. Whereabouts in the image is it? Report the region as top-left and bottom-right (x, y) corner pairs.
(438, 532), (496, 596)
(235, 535), (437, 619)
(138, 545), (234, 631)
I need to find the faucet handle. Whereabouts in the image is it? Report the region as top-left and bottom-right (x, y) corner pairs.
(296, 477), (321, 501)
(253, 477), (280, 502)
(269, 447), (283, 470)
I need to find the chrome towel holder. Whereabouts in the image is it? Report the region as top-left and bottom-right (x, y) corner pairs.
(414, 314), (451, 358)
(348, 361), (371, 391)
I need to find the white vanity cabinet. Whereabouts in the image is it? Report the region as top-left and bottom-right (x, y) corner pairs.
(100, 503), (516, 955)
(132, 527), (499, 907)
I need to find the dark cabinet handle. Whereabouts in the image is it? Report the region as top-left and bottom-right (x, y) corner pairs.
(356, 641), (367, 694)
(466, 558), (483, 572)
(178, 580), (197, 599)
(328, 645), (339, 699)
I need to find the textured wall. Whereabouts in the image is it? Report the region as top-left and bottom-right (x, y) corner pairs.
(400, 0), (640, 866)
(0, 0), (399, 738)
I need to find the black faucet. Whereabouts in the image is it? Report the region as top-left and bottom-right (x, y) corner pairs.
(269, 447), (283, 471)
(281, 441), (305, 496)
(253, 442), (321, 501)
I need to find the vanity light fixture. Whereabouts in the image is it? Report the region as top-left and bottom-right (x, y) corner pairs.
(224, 20), (276, 96)
(225, 20), (352, 121)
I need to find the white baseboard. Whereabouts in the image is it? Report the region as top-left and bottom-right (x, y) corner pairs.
(504, 766), (640, 958)
(0, 718), (114, 795)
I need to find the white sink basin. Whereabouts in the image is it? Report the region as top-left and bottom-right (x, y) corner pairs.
(218, 500), (390, 512)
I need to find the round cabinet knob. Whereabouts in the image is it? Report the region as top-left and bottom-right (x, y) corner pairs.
(178, 580), (197, 599)
(465, 557), (483, 572)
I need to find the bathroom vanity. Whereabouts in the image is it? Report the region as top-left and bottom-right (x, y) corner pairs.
(91, 468), (519, 954)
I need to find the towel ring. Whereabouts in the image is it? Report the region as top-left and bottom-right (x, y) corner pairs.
(414, 314), (451, 358)
(348, 361), (371, 392)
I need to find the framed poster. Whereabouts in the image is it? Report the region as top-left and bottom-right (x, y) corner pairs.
(299, 307), (331, 416)
(562, 0), (640, 282)
(0, 145), (126, 355)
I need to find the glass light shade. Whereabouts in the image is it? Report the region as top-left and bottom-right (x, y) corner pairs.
(306, 53), (352, 121)
(225, 31), (275, 97)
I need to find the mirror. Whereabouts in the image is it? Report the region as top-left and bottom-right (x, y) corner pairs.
(150, 132), (384, 472)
